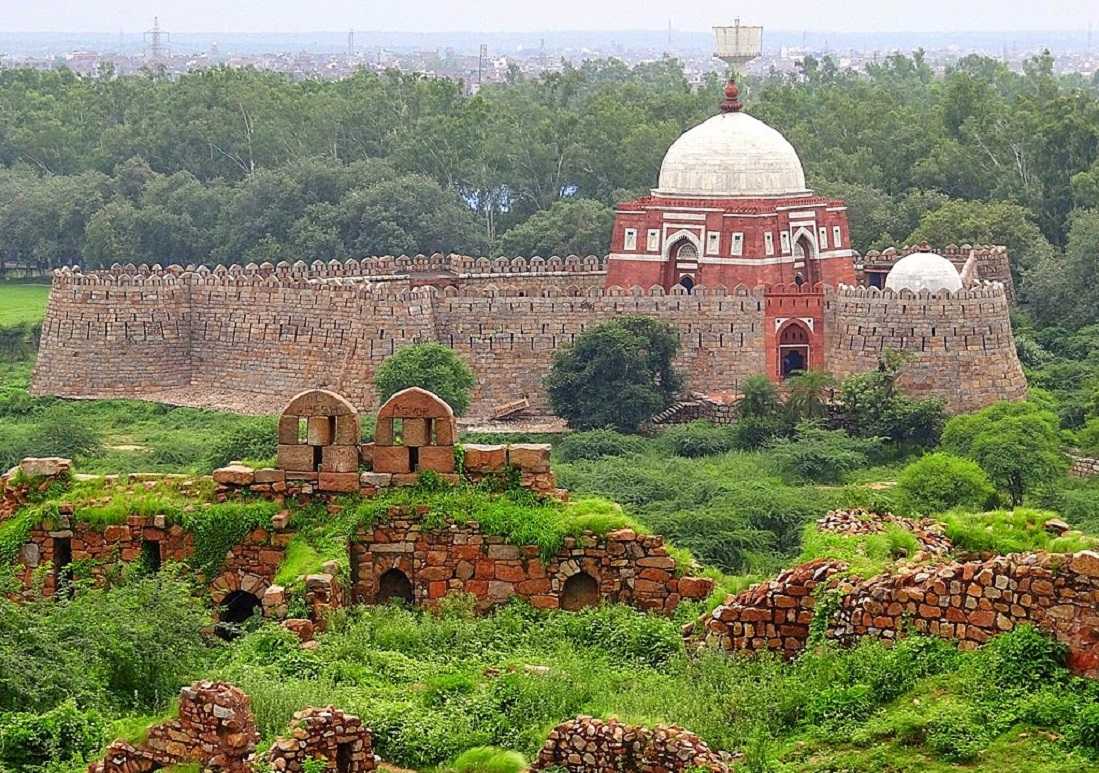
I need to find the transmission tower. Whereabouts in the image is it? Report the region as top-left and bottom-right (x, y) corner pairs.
(348, 28), (355, 61)
(478, 43), (488, 85)
(144, 16), (170, 61)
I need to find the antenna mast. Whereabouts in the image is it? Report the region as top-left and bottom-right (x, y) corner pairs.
(144, 16), (170, 62)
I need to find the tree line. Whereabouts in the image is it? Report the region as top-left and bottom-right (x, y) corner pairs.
(2, 54), (1099, 328)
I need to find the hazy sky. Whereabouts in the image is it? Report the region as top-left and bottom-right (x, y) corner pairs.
(1, 0), (1095, 34)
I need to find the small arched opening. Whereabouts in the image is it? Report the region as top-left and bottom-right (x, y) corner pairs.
(216, 590), (262, 639)
(679, 275), (695, 293)
(674, 240), (698, 262)
(376, 568), (414, 605)
(794, 234), (818, 285)
(779, 321), (811, 380)
(561, 571), (599, 611)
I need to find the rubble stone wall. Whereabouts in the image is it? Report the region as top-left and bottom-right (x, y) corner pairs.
(824, 284), (1026, 412)
(351, 509), (713, 613)
(90, 681), (259, 773)
(697, 550), (1099, 679)
(266, 706), (378, 773)
(1069, 454), (1099, 478)
(532, 716), (728, 773)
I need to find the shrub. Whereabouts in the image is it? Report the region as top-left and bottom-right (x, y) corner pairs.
(447, 745), (527, 773)
(557, 429), (647, 462)
(798, 523), (921, 578)
(545, 316), (682, 433)
(374, 342), (476, 415)
(739, 375), (781, 419)
(1076, 417), (1099, 456)
(942, 401), (1066, 506)
(658, 421), (736, 458)
(766, 422), (881, 483)
(731, 415), (786, 450)
(893, 452), (996, 515)
(836, 366), (946, 448)
(0, 699), (105, 767)
(971, 624), (1068, 692)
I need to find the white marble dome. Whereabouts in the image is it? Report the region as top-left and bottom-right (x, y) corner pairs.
(885, 252), (963, 293)
(654, 112), (808, 198)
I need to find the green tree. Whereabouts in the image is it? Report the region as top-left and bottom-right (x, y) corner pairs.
(784, 370), (836, 422)
(894, 452), (996, 514)
(545, 316), (682, 432)
(1025, 209), (1099, 329)
(941, 401), (1066, 506)
(374, 343), (476, 415)
(493, 198), (613, 257)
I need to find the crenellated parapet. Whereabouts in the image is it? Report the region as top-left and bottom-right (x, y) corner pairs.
(859, 243), (1014, 300)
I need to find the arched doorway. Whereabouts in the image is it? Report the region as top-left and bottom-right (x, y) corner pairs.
(668, 237), (701, 289)
(561, 571), (599, 611)
(216, 590), (261, 639)
(794, 235), (819, 285)
(779, 322), (811, 379)
(679, 275), (695, 293)
(375, 568), (413, 605)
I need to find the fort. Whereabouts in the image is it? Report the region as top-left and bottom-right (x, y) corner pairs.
(30, 244), (1024, 418)
(30, 79), (1026, 419)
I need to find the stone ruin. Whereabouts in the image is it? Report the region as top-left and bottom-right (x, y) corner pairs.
(695, 545), (1099, 679)
(213, 386), (561, 499)
(90, 681), (259, 773)
(367, 386), (459, 479)
(815, 508), (954, 558)
(88, 682), (378, 773)
(266, 706), (378, 772)
(532, 716), (729, 773)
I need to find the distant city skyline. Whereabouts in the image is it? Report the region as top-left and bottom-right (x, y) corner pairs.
(1, 0), (1095, 35)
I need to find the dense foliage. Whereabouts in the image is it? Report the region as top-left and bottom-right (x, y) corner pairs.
(373, 342), (477, 416)
(545, 316), (682, 432)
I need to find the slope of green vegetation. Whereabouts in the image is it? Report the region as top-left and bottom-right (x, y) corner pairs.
(0, 284), (49, 326)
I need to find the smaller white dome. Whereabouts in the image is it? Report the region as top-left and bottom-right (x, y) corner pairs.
(885, 252), (963, 293)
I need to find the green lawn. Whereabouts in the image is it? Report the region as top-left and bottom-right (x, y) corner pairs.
(0, 283), (50, 326)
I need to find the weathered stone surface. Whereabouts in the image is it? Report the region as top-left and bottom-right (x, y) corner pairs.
(532, 716), (727, 773)
(18, 457), (72, 478)
(213, 464), (255, 486)
(320, 445), (359, 473)
(418, 445), (456, 473)
(372, 446), (411, 474)
(508, 443), (551, 472)
(462, 444), (507, 472)
(318, 472), (360, 493)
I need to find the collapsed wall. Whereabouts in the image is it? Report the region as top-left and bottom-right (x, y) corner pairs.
(824, 283), (1026, 412)
(696, 550), (1099, 679)
(532, 716), (728, 773)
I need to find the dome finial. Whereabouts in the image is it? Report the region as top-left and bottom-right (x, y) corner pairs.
(720, 78), (743, 113)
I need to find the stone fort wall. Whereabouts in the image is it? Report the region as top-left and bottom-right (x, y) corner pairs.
(32, 254), (1023, 416)
(824, 283), (1026, 412)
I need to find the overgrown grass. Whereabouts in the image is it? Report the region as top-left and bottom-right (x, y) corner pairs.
(798, 523), (923, 578)
(938, 508), (1099, 555)
(0, 283), (50, 326)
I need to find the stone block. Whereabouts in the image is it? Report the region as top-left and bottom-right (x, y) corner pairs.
(19, 457), (71, 478)
(278, 444), (316, 472)
(278, 415), (300, 444)
(392, 473), (420, 487)
(435, 417), (458, 445)
(360, 442), (374, 466)
(508, 443), (551, 472)
(1071, 550), (1099, 578)
(253, 468), (285, 484)
(375, 417), (395, 446)
(359, 472), (392, 488)
(318, 472), (360, 493)
(307, 416), (334, 446)
(402, 417), (430, 447)
(284, 470), (319, 481)
(334, 414), (360, 445)
(380, 387), (453, 419)
(418, 445), (455, 473)
(373, 445), (411, 474)
(321, 445), (360, 473)
(213, 464), (255, 486)
(463, 444), (507, 472)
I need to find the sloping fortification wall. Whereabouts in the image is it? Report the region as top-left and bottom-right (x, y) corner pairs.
(33, 275), (193, 397)
(31, 261), (768, 415)
(436, 285), (767, 413)
(824, 283), (1026, 412)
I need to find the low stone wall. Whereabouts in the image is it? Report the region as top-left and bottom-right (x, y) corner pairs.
(1069, 453), (1099, 478)
(532, 716), (728, 773)
(266, 706), (378, 773)
(696, 550), (1099, 679)
(815, 509), (953, 557)
(351, 510), (713, 614)
(697, 559), (847, 657)
(90, 682), (259, 773)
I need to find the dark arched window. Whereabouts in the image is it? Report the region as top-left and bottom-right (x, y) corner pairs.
(376, 568), (414, 605)
(561, 571), (599, 611)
